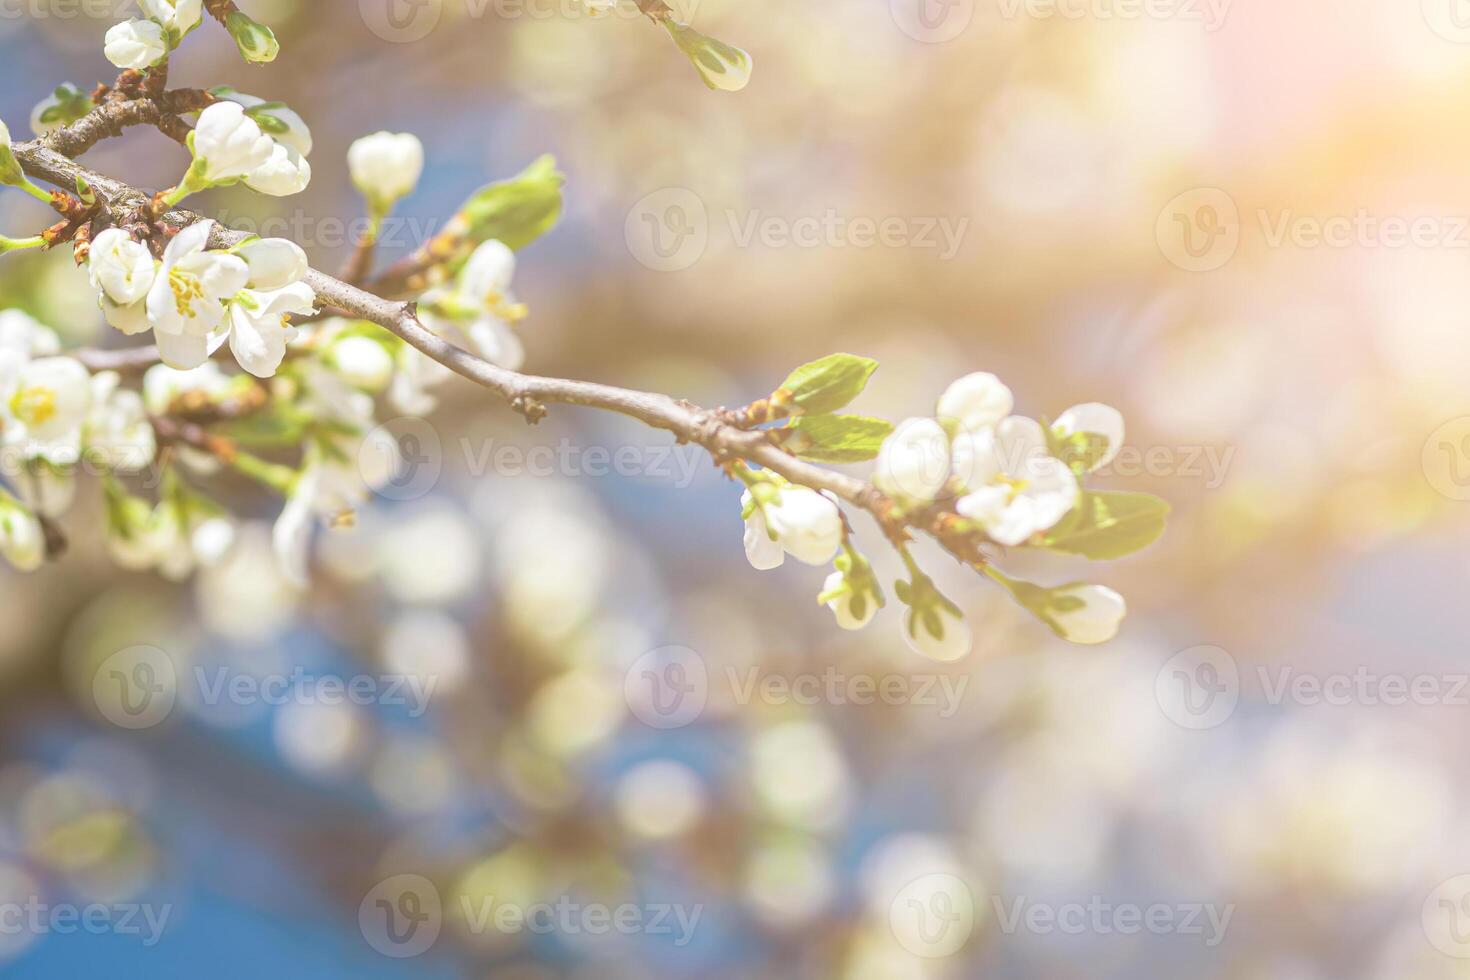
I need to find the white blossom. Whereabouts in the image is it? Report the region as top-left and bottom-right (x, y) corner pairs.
(389, 346), (451, 415)
(1, 356), (92, 464)
(742, 492), (785, 570)
(767, 487), (843, 565)
(329, 336), (394, 392)
(139, 0), (203, 38)
(188, 102), (276, 187)
(1054, 402), (1125, 471)
(348, 131), (424, 208)
(421, 240), (528, 371)
(145, 220), (249, 369)
(244, 142), (311, 197)
(88, 229), (157, 336)
(903, 602), (972, 662)
(209, 89), (312, 156)
(273, 430), (401, 586)
(1047, 584), (1125, 645)
(662, 21), (753, 92)
(104, 19), (167, 70)
(236, 238), (308, 291)
(154, 510), (236, 581)
(0, 310), (60, 366)
(143, 361), (232, 416)
(224, 282), (316, 379)
(741, 485), (843, 568)
(822, 570), (878, 630)
(0, 117), (26, 189)
(84, 372), (157, 474)
(873, 417), (950, 506)
(224, 10), (278, 64)
(955, 416), (1078, 546)
(30, 84), (90, 137)
(299, 362), (375, 429)
(937, 372), (1013, 434)
(0, 501), (44, 572)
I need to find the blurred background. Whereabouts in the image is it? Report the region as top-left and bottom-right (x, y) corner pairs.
(2, 0), (1470, 976)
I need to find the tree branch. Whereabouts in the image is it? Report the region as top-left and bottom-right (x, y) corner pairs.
(11, 128), (979, 564)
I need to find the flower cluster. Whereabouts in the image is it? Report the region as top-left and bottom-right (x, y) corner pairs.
(169, 100), (312, 203)
(88, 220), (316, 376)
(736, 361), (1163, 657)
(0, 8), (1165, 662)
(418, 240), (530, 374)
(0, 311), (156, 569)
(104, 0), (278, 69)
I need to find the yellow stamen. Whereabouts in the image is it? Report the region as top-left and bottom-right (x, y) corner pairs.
(9, 385), (57, 427)
(485, 290), (528, 324)
(170, 268), (205, 319)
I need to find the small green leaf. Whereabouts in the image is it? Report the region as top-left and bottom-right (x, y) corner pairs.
(1040, 491), (1169, 560)
(457, 155), (565, 252)
(777, 353), (878, 416)
(785, 414), (893, 463)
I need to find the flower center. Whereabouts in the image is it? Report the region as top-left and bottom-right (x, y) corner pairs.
(169, 268), (205, 318)
(999, 474), (1030, 501)
(484, 290), (528, 324)
(10, 384), (57, 427)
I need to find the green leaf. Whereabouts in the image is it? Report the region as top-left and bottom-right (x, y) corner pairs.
(457, 155), (565, 253)
(1039, 491), (1169, 560)
(777, 354), (878, 416)
(785, 414), (893, 463)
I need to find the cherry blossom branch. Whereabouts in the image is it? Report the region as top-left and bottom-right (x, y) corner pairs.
(12, 134), (981, 565)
